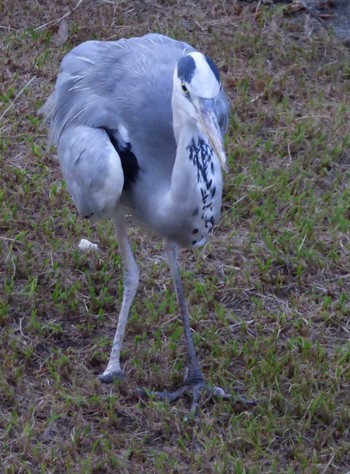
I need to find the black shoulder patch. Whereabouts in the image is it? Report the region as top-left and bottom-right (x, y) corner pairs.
(205, 55), (220, 84)
(177, 55), (196, 83)
(103, 128), (140, 190)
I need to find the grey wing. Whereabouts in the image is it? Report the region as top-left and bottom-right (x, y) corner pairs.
(42, 34), (195, 146)
(41, 39), (130, 146)
(58, 125), (124, 219)
(40, 34), (195, 219)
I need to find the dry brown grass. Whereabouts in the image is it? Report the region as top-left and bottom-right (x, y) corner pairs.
(1, 1), (350, 473)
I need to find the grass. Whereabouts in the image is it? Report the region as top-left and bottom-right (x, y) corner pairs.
(1, 0), (350, 472)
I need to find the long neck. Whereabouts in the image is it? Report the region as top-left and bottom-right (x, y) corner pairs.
(157, 120), (223, 245)
(171, 126), (218, 203)
(170, 91), (222, 207)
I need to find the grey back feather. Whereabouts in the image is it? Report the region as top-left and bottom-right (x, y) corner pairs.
(44, 35), (188, 144)
(42, 34), (229, 166)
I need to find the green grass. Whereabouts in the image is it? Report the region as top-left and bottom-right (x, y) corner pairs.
(1, 0), (350, 472)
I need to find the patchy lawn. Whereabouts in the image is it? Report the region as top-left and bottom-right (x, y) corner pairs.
(1, 1), (349, 472)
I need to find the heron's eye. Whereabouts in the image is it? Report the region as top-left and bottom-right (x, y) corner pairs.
(181, 83), (189, 94)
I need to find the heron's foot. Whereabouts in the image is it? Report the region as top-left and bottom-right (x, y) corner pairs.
(138, 382), (257, 417)
(99, 368), (123, 384)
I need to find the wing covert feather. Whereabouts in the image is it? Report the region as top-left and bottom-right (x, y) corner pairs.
(58, 126), (124, 219)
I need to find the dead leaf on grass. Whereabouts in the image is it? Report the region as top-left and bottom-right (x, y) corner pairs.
(52, 19), (69, 47)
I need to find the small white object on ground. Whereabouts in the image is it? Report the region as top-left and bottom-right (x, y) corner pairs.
(78, 239), (99, 251)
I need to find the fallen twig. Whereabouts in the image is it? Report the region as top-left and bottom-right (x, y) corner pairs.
(34, 0), (83, 31)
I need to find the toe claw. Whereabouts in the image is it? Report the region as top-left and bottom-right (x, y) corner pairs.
(234, 396), (258, 407)
(213, 386), (231, 399)
(136, 387), (150, 399)
(212, 386), (257, 406)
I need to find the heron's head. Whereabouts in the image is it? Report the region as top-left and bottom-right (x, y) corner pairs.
(173, 52), (227, 171)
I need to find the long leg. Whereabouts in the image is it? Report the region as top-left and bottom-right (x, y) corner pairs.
(165, 241), (204, 386)
(99, 214), (139, 383)
(139, 241), (256, 415)
(139, 241), (204, 415)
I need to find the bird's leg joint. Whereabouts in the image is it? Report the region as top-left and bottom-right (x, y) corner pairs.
(184, 371), (204, 387)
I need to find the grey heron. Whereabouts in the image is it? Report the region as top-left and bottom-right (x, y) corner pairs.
(42, 33), (239, 414)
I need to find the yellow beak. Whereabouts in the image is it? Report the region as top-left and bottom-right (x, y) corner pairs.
(196, 98), (228, 173)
